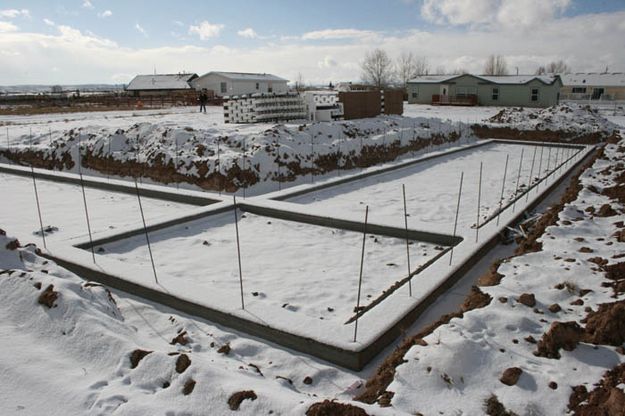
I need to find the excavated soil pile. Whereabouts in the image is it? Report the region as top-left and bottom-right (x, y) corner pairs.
(569, 364), (625, 416)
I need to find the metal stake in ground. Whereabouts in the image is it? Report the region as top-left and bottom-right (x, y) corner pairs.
(277, 136), (282, 191)
(233, 195), (245, 310)
(217, 137), (221, 195)
(536, 144), (545, 194)
(353, 205), (369, 343)
(512, 149), (525, 212)
(553, 147), (560, 176)
(402, 184), (412, 297)
(475, 161), (483, 243)
(310, 133), (314, 184)
(336, 130), (341, 177)
(449, 171), (464, 266)
(77, 134), (96, 263)
(525, 146), (538, 202)
(29, 128), (46, 249)
(242, 144), (247, 199)
(496, 154), (509, 226)
(546, 145), (552, 177)
(134, 178), (158, 284)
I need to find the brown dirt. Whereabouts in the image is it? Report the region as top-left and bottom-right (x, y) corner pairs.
(477, 260), (505, 286)
(5, 238), (20, 250)
(306, 400), (369, 416)
(182, 378), (196, 395)
(170, 331), (189, 346)
(583, 300), (625, 346)
(534, 321), (584, 359)
(471, 125), (608, 144)
(37, 284), (58, 308)
(569, 364), (625, 415)
(603, 184), (625, 205)
(217, 343), (231, 355)
(518, 293), (536, 307)
(175, 353), (191, 374)
(596, 204), (619, 217)
(500, 367), (522, 386)
(484, 395), (518, 416)
(227, 390), (258, 411)
(129, 349), (152, 369)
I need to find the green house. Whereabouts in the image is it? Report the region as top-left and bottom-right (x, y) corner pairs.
(407, 74), (562, 108)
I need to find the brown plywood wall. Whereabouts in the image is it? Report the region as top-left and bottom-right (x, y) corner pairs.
(339, 90), (381, 120)
(382, 89), (404, 115)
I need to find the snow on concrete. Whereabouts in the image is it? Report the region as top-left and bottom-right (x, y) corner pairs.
(288, 141), (569, 234)
(99, 211), (442, 323)
(0, 172), (194, 244)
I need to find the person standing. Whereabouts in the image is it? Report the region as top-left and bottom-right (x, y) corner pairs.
(199, 89), (208, 113)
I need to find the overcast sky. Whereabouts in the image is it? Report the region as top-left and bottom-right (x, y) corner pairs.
(0, 0), (624, 85)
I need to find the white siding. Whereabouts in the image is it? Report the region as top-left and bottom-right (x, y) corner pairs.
(192, 74), (288, 97)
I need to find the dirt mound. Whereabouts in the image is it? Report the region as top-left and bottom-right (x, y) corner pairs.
(5, 238), (20, 250)
(227, 390), (258, 411)
(37, 284), (58, 308)
(306, 400), (369, 416)
(484, 395), (518, 416)
(583, 301), (625, 346)
(175, 354), (191, 373)
(129, 349), (152, 369)
(500, 367), (522, 386)
(518, 293), (536, 307)
(603, 185), (625, 204)
(569, 364), (625, 415)
(596, 204), (619, 217)
(182, 378), (196, 395)
(534, 321), (583, 359)
(477, 260), (505, 286)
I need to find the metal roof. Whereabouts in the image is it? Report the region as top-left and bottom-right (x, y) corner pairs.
(408, 74), (560, 86)
(561, 73), (625, 87)
(126, 73), (197, 91)
(197, 71), (288, 82)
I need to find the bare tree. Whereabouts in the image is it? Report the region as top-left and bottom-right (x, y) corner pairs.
(434, 65), (447, 75)
(294, 72), (305, 92)
(483, 55), (509, 75)
(449, 68), (469, 75)
(395, 52), (430, 88)
(361, 48), (394, 88)
(535, 60), (571, 75)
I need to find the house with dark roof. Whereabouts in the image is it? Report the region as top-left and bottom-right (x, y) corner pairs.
(407, 74), (562, 107)
(126, 73), (198, 96)
(191, 71), (288, 97)
(560, 73), (625, 101)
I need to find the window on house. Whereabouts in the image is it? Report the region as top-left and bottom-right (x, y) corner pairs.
(531, 88), (539, 101)
(492, 88), (499, 100)
(268, 83), (273, 93)
(412, 92), (418, 98)
(572, 87), (586, 94)
(255, 82), (259, 90)
(220, 82), (227, 94)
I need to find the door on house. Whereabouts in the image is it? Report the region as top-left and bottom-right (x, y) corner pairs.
(591, 88), (604, 100)
(440, 85), (449, 103)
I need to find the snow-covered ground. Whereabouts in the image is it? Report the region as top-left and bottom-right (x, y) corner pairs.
(0, 172), (194, 245)
(0, 105), (475, 196)
(373, 130), (625, 414)
(0, 229), (390, 416)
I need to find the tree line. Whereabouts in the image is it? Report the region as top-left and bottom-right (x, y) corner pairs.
(360, 49), (573, 88)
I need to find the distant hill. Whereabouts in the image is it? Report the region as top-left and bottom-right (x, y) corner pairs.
(0, 84), (125, 95)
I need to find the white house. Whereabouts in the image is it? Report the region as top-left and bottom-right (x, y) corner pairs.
(191, 72), (288, 97)
(126, 73), (198, 96)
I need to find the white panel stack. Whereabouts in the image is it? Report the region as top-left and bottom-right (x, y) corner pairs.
(302, 91), (344, 122)
(224, 93), (307, 124)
